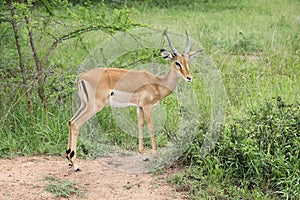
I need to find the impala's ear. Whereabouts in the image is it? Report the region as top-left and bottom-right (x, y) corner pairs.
(161, 49), (174, 60)
(189, 50), (202, 59)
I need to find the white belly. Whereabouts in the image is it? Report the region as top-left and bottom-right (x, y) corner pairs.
(108, 90), (138, 108)
(109, 99), (137, 108)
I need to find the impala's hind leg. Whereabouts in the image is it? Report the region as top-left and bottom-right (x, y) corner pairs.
(68, 112), (94, 171)
(66, 100), (85, 166)
(66, 80), (104, 171)
(67, 104), (104, 171)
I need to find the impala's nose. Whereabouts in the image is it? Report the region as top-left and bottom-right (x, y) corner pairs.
(186, 76), (192, 83)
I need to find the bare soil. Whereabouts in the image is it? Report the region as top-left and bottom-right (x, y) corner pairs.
(0, 155), (189, 200)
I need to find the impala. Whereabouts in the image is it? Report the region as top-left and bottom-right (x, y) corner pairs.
(66, 31), (200, 171)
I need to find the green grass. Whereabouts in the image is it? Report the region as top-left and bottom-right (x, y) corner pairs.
(177, 98), (299, 199)
(44, 175), (85, 198)
(0, 96), (70, 157)
(0, 0), (299, 199)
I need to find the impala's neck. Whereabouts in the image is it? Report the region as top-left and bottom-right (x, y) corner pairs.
(156, 67), (180, 99)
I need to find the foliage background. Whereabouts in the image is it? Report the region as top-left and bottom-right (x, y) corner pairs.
(0, 0), (299, 199)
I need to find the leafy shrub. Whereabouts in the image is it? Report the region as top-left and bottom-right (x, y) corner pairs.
(179, 98), (300, 199)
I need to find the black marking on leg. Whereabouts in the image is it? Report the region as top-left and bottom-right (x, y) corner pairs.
(81, 80), (89, 101)
(70, 150), (75, 158)
(66, 148), (71, 154)
(110, 91), (114, 96)
(75, 168), (81, 172)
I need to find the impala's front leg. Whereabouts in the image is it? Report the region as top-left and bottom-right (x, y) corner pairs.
(144, 106), (158, 158)
(137, 107), (145, 153)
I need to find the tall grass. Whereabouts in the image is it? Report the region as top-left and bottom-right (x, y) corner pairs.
(176, 98), (299, 199)
(0, 91), (71, 157)
(0, 0), (299, 199)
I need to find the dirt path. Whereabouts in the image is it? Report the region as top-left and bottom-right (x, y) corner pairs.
(0, 155), (188, 200)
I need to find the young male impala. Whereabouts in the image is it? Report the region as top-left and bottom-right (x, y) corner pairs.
(66, 31), (200, 171)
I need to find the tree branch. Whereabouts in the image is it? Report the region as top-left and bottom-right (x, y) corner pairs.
(41, 24), (134, 65)
(10, 0), (33, 114)
(25, 15), (48, 110)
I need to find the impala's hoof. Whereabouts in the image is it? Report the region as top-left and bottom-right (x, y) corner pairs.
(74, 166), (81, 172)
(142, 157), (149, 161)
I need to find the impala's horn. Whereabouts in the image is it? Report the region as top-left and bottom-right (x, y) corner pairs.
(164, 31), (179, 56)
(185, 30), (190, 54)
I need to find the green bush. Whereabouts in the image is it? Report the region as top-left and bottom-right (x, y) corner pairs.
(178, 98), (300, 199)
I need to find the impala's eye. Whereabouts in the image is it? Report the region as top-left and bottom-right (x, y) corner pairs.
(175, 61), (182, 68)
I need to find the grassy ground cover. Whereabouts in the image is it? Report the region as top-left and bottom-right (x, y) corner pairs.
(0, 0), (299, 199)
